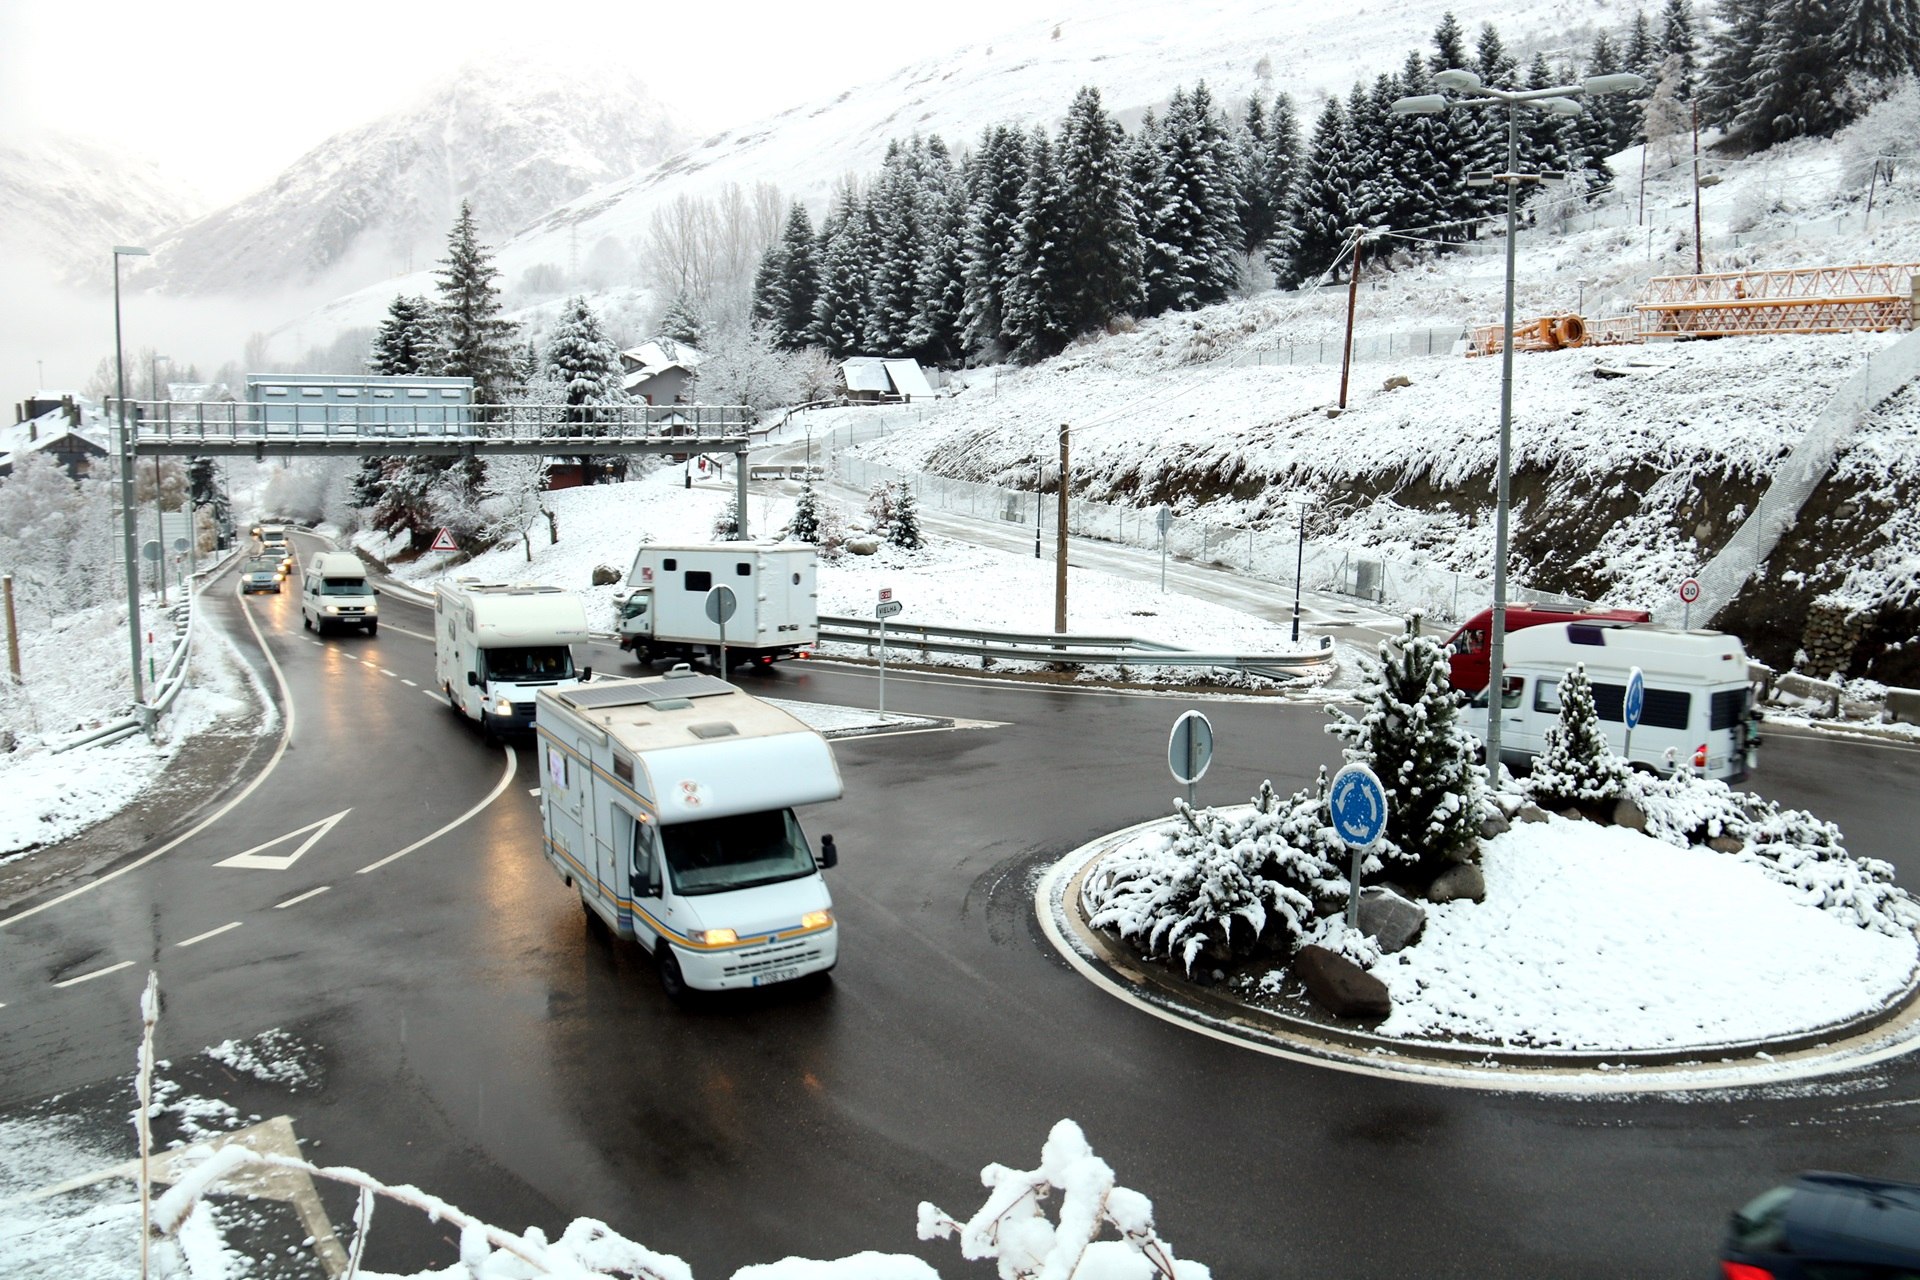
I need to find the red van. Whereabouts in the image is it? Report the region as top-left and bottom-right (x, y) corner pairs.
(1445, 603), (1651, 692)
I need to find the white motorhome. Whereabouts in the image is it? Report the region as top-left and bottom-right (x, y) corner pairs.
(536, 668), (842, 997)
(300, 551), (379, 635)
(435, 579), (592, 735)
(1474, 621), (1761, 781)
(617, 543), (818, 670)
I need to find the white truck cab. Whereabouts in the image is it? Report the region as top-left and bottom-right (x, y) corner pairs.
(435, 578), (592, 735)
(536, 667), (843, 998)
(1474, 621), (1761, 781)
(301, 551), (379, 635)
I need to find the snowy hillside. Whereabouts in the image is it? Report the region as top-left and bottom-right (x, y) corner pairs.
(0, 131), (207, 286)
(136, 51), (689, 299)
(297, 0), (1645, 336)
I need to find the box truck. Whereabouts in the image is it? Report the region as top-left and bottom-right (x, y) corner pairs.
(536, 667), (842, 997)
(617, 543), (818, 670)
(436, 578), (593, 735)
(1472, 621), (1761, 781)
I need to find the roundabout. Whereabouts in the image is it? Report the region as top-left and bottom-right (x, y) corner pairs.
(1040, 814), (1920, 1094)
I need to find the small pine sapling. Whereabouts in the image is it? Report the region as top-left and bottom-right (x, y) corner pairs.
(1528, 663), (1631, 812)
(886, 481), (924, 550)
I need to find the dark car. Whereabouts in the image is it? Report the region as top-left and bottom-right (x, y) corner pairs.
(240, 556), (284, 594)
(1720, 1171), (1920, 1279)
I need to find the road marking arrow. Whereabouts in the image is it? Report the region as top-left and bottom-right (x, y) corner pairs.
(214, 810), (351, 871)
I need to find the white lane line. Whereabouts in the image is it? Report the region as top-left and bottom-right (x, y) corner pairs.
(528, 787), (541, 797)
(422, 688), (442, 699)
(273, 886), (330, 910)
(401, 679), (418, 687)
(176, 921), (243, 948)
(358, 744), (518, 874)
(53, 960), (135, 989)
(380, 668), (398, 677)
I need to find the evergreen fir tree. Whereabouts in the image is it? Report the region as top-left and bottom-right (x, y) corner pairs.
(545, 295), (626, 423)
(658, 290), (705, 346)
(712, 494), (740, 540)
(1834, 0), (1920, 79)
(1745, 0), (1854, 145)
(886, 481), (924, 550)
(908, 148), (970, 364)
(1474, 21), (1519, 87)
(1661, 0), (1700, 99)
(865, 139), (929, 356)
(1326, 616), (1486, 885)
(431, 200), (518, 403)
(1701, 0), (1772, 133)
(958, 125), (1031, 358)
(773, 202), (822, 351)
(369, 294), (438, 376)
(751, 241), (785, 331)
(1277, 97), (1357, 288)
(1355, 75), (1413, 234)
(1248, 93), (1305, 257)
(1432, 10), (1471, 72)
(811, 185), (871, 358)
(1141, 83), (1244, 313)
(1002, 128), (1074, 362)
(1521, 53), (1581, 179)
(1389, 53), (1465, 243)
(1055, 85), (1144, 338)
(511, 339), (541, 394)
(788, 477), (825, 544)
(1527, 664), (1632, 810)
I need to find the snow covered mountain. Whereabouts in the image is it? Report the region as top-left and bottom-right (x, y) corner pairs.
(0, 131), (207, 286)
(301, 0), (1641, 335)
(138, 51), (690, 299)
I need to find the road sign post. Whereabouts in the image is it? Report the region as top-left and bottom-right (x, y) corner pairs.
(1157, 505), (1172, 593)
(1679, 576), (1701, 631)
(1328, 763), (1389, 929)
(1623, 665), (1645, 762)
(875, 590), (903, 714)
(705, 584), (737, 680)
(1167, 710), (1214, 808)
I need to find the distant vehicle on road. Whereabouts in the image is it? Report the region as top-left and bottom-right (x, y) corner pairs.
(435, 578), (592, 736)
(1719, 1171), (1920, 1279)
(240, 556), (283, 594)
(300, 551), (378, 635)
(1445, 602), (1651, 692)
(618, 543), (817, 671)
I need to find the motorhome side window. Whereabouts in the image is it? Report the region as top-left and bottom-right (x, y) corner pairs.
(1591, 682), (1692, 730)
(661, 558), (678, 571)
(735, 563), (751, 576)
(612, 751), (634, 784)
(685, 570), (713, 591)
(1534, 678), (1561, 714)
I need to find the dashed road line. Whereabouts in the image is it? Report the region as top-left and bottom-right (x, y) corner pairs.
(54, 960), (135, 989)
(176, 922), (243, 948)
(401, 679), (418, 687)
(529, 787), (541, 797)
(274, 886), (330, 910)
(380, 668), (398, 677)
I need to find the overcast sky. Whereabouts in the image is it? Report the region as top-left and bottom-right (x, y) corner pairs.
(2, 0), (1041, 205)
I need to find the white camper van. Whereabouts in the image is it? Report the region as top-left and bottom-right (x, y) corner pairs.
(617, 544), (818, 670)
(1474, 621), (1761, 781)
(300, 551), (379, 635)
(435, 578), (592, 735)
(536, 668), (842, 997)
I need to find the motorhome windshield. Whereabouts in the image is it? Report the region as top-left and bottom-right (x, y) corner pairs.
(482, 645), (574, 682)
(660, 808), (815, 896)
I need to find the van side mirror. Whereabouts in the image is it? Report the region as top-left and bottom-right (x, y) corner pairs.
(579, 666), (593, 682)
(466, 671), (479, 687)
(818, 834), (838, 869)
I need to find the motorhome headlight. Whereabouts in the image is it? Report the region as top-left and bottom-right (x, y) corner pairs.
(325, 604), (340, 614)
(800, 910), (833, 930)
(689, 928), (738, 946)
(493, 697), (514, 715)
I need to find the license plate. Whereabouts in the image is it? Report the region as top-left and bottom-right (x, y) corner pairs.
(752, 967), (802, 987)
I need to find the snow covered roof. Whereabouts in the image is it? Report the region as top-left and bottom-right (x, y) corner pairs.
(840, 356), (934, 398)
(619, 338), (701, 377)
(0, 410), (109, 469)
(883, 358), (935, 399)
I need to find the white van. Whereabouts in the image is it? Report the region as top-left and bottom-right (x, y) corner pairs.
(1474, 621), (1760, 781)
(301, 551), (379, 635)
(537, 668), (842, 998)
(435, 578), (591, 735)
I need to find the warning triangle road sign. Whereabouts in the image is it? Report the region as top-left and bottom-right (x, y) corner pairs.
(214, 810), (352, 871)
(430, 527), (459, 552)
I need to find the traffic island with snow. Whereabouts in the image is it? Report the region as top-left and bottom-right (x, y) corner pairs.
(1061, 622), (1920, 1079)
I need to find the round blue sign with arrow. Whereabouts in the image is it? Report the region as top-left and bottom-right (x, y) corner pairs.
(1624, 665), (1646, 731)
(1328, 763), (1388, 850)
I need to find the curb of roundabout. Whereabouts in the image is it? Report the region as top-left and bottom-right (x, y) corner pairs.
(1035, 819), (1920, 1095)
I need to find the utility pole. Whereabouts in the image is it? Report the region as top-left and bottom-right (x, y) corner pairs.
(1054, 423), (1069, 633)
(1692, 101), (1704, 275)
(1337, 226), (1367, 411)
(4, 574), (20, 681)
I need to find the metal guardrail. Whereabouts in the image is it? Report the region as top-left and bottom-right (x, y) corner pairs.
(816, 614), (1334, 682)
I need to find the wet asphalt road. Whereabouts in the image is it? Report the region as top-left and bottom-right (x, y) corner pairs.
(4, 547), (1920, 1279)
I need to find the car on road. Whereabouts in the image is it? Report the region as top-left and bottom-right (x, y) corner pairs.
(240, 556), (284, 594)
(1719, 1171), (1920, 1278)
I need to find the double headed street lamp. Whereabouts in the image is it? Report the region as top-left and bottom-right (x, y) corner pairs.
(1289, 492), (1315, 643)
(1391, 68), (1642, 772)
(113, 245), (151, 707)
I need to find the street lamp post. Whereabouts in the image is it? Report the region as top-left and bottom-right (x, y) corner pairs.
(1392, 69), (1643, 772)
(1290, 493), (1314, 643)
(150, 353), (169, 603)
(112, 245), (151, 709)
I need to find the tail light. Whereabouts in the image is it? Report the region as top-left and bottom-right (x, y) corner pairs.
(1720, 1263), (1775, 1280)
(1693, 744), (1709, 769)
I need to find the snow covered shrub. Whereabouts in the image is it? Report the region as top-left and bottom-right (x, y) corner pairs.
(1526, 664), (1631, 811)
(886, 482), (924, 550)
(865, 480), (896, 530)
(1629, 771), (1920, 937)
(919, 1118), (1211, 1280)
(1082, 781), (1348, 974)
(712, 493), (741, 541)
(788, 477), (825, 544)
(1326, 616), (1487, 884)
